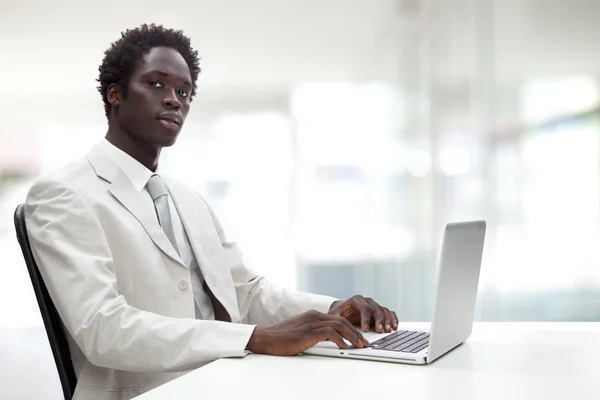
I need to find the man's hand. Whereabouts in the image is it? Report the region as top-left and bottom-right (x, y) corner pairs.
(328, 295), (399, 333)
(246, 310), (369, 356)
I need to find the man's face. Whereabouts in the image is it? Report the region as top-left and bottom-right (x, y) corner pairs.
(115, 46), (193, 148)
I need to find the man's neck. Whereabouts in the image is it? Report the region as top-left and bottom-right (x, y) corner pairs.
(105, 130), (160, 172)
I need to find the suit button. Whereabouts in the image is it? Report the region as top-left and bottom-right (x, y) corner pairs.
(178, 280), (189, 290)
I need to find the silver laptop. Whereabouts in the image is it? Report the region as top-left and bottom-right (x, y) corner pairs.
(303, 220), (486, 364)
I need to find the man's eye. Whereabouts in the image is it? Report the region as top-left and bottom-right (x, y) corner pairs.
(178, 89), (189, 97)
(149, 80), (163, 88)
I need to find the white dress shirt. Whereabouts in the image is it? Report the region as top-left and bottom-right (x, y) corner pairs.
(97, 138), (215, 320)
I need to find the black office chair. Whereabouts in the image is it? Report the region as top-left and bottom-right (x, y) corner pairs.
(14, 204), (77, 400)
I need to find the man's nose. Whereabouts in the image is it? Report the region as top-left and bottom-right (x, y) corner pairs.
(162, 88), (181, 109)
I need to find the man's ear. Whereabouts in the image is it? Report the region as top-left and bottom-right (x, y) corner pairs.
(107, 83), (121, 107)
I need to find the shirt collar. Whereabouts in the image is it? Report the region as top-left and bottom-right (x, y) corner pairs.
(97, 138), (156, 192)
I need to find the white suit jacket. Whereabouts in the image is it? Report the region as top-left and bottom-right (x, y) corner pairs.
(25, 143), (336, 400)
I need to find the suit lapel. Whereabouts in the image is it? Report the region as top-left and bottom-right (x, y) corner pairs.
(166, 179), (242, 323)
(86, 145), (186, 268)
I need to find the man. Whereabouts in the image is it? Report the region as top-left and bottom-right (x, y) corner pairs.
(25, 24), (398, 399)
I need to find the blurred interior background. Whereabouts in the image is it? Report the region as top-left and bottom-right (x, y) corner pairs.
(2, 0), (600, 333)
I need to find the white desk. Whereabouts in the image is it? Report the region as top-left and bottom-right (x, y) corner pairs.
(138, 323), (600, 400)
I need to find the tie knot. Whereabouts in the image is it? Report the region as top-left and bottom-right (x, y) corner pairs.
(146, 174), (169, 201)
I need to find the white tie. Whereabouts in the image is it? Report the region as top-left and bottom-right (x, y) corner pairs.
(145, 174), (215, 320)
(146, 175), (179, 254)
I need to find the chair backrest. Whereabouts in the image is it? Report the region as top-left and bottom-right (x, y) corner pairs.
(13, 204), (77, 400)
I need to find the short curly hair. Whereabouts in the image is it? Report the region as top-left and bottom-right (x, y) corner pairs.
(97, 23), (201, 118)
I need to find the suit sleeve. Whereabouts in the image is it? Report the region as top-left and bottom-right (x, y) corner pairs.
(25, 178), (256, 373)
(202, 200), (339, 326)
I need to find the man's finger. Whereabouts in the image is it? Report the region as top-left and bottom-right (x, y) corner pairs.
(336, 315), (369, 346)
(372, 303), (385, 333)
(357, 297), (373, 332)
(313, 327), (348, 350)
(382, 307), (394, 333)
(315, 320), (363, 348)
(391, 311), (399, 330)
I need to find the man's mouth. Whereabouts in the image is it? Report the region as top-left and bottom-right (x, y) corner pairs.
(157, 118), (180, 129)
(157, 113), (182, 126)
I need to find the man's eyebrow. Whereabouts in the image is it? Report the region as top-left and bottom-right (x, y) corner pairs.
(145, 70), (192, 87)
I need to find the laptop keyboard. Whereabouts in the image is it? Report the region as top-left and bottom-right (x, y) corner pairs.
(368, 330), (429, 353)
